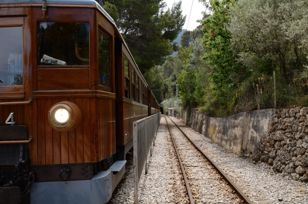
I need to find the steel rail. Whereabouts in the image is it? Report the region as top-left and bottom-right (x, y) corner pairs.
(164, 116), (195, 204)
(168, 116), (253, 204)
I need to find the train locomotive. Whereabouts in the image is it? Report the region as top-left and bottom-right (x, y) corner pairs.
(0, 0), (160, 203)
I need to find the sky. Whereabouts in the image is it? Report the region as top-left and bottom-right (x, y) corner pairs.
(164, 0), (206, 31)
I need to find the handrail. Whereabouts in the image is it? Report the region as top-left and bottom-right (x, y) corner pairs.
(0, 98), (32, 106)
(0, 138), (32, 144)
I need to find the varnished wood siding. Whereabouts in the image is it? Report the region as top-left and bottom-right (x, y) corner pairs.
(37, 69), (90, 90)
(96, 97), (116, 161)
(0, 105), (25, 125)
(0, 94), (117, 166)
(30, 97), (97, 165)
(123, 100), (148, 144)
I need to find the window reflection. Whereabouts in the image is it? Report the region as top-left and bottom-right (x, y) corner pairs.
(98, 29), (111, 86)
(38, 22), (89, 66)
(124, 58), (130, 98)
(0, 27), (23, 86)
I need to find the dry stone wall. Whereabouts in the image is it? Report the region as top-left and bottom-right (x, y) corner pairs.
(183, 107), (307, 182)
(260, 107), (308, 182)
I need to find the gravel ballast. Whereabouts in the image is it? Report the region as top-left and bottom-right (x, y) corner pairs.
(166, 117), (243, 203)
(110, 116), (308, 203)
(172, 117), (308, 204)
(110, 118), (188, 203)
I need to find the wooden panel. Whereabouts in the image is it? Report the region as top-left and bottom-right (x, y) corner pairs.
(68, 129), (77, 163)
(29, 100), (38, 164)
(97, 97), (116, 161)
(122, 100), (148, 146)
(37, 69), (89, 90)
(53, 129), (61, 164)
(84, 98), (95, 162)
(37, 100), (46, 164)
(0, 7), (26, 16)
(45, 100), (53, 164)
(76, 122), (85, 163)
(61, 131), (69, 163)
(27, 97), (97, 165)
(0, 104), (25, 125)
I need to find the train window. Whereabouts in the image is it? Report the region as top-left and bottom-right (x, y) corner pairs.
(136, 77), (140, 102)
(98, 29), (111, 87)
(124, 57), (130, 98)
(0, 26), (23, 86)
(37, 22), (89, 66)
(131, 70), (136, 100)
(137, 78), (141, 102)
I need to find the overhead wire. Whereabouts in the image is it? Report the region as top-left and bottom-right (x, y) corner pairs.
(186, 0), (195, 30)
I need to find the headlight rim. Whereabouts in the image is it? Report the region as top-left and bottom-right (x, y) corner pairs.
(48, 101), (81, 131)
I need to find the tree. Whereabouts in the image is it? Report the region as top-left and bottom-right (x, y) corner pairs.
(177, 31), (209, 109)
(144, 66), (165, 102)
(202, 0), (247, 114)
(103, 0), (185, 73)
(181, 31), (191, 47)
(228, 0), (308, 106)
(229, 0), (307, 79)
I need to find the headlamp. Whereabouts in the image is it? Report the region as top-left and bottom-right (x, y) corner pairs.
(48, 101), (81, 131)
(54, 108), (70, 124)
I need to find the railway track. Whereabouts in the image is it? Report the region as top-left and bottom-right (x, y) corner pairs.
(164, 116), (253, 204)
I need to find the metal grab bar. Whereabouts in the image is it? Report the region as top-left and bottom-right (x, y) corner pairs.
(0, 98), (32, 106)
(0, 138), (32, 144)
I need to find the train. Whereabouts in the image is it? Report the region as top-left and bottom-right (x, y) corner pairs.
(0, 0), (160, 203)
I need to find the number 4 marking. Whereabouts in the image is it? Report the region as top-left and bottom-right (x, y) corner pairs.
(5, 112), (15, 125)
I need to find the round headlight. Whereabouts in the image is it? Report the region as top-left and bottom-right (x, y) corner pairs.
(54, 108), (70, 124)
(48, 101), (81, 131)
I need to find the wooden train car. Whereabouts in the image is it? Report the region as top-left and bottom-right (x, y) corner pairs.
(0, 0), (160, 203)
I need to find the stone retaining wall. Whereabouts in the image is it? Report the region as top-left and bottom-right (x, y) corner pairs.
(260, 107), (308, 182)
(183, 107), (307, 182)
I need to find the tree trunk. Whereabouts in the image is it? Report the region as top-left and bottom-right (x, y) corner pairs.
(278, 50), (288, 81)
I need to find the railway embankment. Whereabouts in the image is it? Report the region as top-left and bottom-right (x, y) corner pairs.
(183, 107), (308, 182)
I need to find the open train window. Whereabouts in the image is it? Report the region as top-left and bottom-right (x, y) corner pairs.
(98, 29), (111, 87)
(124, 57), (130, 98)
(0, 26), (23, 86)
(37, 22), (89, 66)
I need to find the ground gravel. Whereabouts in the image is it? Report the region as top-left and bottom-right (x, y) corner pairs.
(110, 116), (308, 204)
(109, 118), (188, 204)
(166, 116), (243, 203)
(171, 117), (308, 204)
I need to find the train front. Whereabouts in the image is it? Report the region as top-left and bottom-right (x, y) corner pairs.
(0, 1), (126, 204)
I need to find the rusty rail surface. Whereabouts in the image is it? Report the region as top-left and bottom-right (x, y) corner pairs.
(167, 116), (253, 204)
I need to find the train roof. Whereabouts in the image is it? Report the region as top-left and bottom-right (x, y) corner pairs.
(0, 0), (115, 24)
(0, 0), (150, 88)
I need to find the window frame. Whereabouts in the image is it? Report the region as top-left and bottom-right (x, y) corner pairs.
(0, 17), (25, 99)
(123, 56), (130, 98)
(37, 21), (90, 68)
(97, 26), (113, 91)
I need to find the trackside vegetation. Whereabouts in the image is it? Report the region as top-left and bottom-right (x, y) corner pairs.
(104, 0), (308, 116)
(153, 0), (308, 116)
